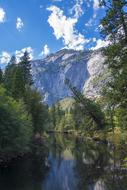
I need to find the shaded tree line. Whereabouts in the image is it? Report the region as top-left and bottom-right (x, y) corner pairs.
(0, 51), (49, 162)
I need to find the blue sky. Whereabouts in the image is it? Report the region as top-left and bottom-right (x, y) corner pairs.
(0, 0), (108, 65)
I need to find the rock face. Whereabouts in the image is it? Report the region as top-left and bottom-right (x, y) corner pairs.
(83, 50), (109, 99)
(32, 49), (108, 105)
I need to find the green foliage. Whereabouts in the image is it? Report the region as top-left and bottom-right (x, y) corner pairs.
(100, 0), (127, 128)
(3, 56), (17, 96)
(65, 79), (106, 129)
(0, 86), (33, 160)
(24, 87), (49, 134)
(100, 0), (127, 42)
(4, 52), (33, 100)
(20, 51), (33, 86)
(0, 51), (50, 162)
(49, 103), (65, 130)
(0, 68), (3, 84)
(12, 66), (26, 99)
(71, 102), (95, 131)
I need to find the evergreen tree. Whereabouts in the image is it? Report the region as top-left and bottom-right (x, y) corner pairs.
(4, 55), (17, 96)
(100, 0), (127, 127)
(65, 79), (106, 129)
(12, 66), (26, 99)
(0, 68), (3, 84)
(24, 87), (49, 134)
(100, 0), (127, 42)
(0, 86), (32, 161)
(20, 51), (33, 86)
(4, 52), (33, 100)
(50, 105), (57, 128)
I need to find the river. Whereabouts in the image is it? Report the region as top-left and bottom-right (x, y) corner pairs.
(0, 134), (127, 190)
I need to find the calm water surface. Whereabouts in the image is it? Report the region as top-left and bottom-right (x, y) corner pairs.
(0, 134), (127, 190)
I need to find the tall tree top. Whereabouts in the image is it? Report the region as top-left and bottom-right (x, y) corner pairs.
(100, 0), (127, 42)
(0, 68), (3, 84)
(20, 51), (30, 63)
(9, 55), (16, 65)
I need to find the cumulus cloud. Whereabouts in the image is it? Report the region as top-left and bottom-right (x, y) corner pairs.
(15, 47), (34, 62)
(40, 44), (50, 57)
(91, 39), (110, 50)
(47, 6), (89, 50)
(16, 17), (24, 31)
(0, 7), (6, 23)
(85, 0), (101, 28)
(92, 0), (101, 19)
(0, 51), (11, 64)
(93, 0), (100, 10)
(0, 47), (34, 66)
(70, 0), (84, 19)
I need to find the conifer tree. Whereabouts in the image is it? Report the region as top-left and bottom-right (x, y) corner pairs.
(0, 68), (3, 84)
(20, 51), (33, 87)
(100, 0), (127, 127)
(100, 0), (127, 42)
(4, 55), (17, 96)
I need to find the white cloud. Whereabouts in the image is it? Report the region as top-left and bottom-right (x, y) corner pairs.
(40, 44), (50, 57)
(0, 51), (11, 64)
(15, 47), (34, 62)
(91, 39), (110, 50)
(86, 1), (91, 8)
(0, 47), (34, 66)
(16, 17), (24, 31)
(47, 6), (89, 50)
(70, 0), (84, 19)
(92, 0), (101, 19)
(0, 7), (6, 23)
(85, 18), (93, 27)
(92, 37), (97, 42)
(93, 0), (100, 10)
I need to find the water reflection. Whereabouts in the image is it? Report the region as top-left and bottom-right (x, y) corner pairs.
(0, 134), (127, 190)
(0, 141), (49, 190)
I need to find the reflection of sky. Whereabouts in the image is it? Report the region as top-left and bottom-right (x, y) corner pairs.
(93, 180), (106, 190)
(42, 152), (77, 190)
(42, 147), (107, 190)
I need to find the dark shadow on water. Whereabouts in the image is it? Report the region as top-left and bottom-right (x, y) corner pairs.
(0, 134), (127, 190)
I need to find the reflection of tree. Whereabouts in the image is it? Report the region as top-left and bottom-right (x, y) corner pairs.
(73, 139), (110, 190)
(0, 142), (49, 190)
(103, 146), (127, 190)
(4, 134), (126, 190)
(47, 134), (75, 157)
(74, 139), (127, 190)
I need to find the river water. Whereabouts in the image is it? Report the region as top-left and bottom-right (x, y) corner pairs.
(0, 134), (127, 190)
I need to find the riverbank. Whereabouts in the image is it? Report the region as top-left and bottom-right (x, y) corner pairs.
(45, 127), (127, 146)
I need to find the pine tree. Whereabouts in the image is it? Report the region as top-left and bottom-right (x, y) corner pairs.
(20, 51), (33, 87)
(24, 87), (49, 134)
(12, 66), (26, 99)
(65, 79), (106, 129)
(0, 68), (3, 84)
(100, 0), (127, 42)
(100, 0), (127, 127)
(4, 55), (17, 96)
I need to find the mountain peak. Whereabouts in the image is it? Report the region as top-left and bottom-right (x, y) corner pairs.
(32, 49), (107, 105)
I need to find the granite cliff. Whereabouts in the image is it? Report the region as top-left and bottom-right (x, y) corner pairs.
(32, 49), (108, 105)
